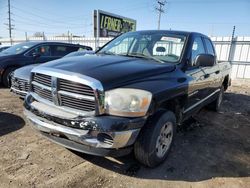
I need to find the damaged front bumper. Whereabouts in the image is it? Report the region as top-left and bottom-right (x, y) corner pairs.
(10, 87), (28, 98)
(24, 94), (146, 157)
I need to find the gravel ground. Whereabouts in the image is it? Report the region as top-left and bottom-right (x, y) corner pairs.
(0, 81), (250, 188)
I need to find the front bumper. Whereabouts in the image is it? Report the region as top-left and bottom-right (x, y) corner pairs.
(10, 87), (27, 98)
(10, 75), (30, 98)
(24, 99), (146, 157)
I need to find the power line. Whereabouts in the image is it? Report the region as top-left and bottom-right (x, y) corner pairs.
(156, 0), (167, 30)
(11, 5), (84, 26)
(13, 18), (89, 29)
(11, 0), (93, 21)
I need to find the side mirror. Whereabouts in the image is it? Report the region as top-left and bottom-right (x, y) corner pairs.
(32, 52), (41, 58)
(195, 54), (215, 67)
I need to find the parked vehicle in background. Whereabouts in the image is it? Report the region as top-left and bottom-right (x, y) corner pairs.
(10, 50), (94, 98)
(24, 30), (231, 167)
(0, 46), (10, 52)
(63, 50), (95, 58)
(0, 41), (92, 87)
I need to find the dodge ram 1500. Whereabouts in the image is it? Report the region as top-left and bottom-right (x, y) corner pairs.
(24, 30), (231, 167)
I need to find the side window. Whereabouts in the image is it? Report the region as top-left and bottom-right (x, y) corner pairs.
(52, 45), (68, 56)
(191, 37), (205, 66)
(204, 38), (215, 56)
(66, 46), (78, 54)
(29, 45), (51, 57)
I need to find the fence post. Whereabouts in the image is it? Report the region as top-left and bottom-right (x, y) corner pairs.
(25, 32), (28, 42)
(68, 31), (70, 43)
(43, 32), (46, 41)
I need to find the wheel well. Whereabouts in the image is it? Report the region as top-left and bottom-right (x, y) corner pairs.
(2, 66), (18, 86)
(223, 75), (230, 91)
(158, 95), (187, 125)
(3, 66), (18, 76)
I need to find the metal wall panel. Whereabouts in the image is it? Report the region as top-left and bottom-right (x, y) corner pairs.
(1, 35), (250, 79)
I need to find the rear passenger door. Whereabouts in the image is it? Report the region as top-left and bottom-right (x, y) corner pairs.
(51, 45), (79, 58)
(202, 38), (221, 94)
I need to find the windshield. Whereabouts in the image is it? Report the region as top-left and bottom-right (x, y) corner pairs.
(1, 42), (37, 55)
(98, 32), (186, 63)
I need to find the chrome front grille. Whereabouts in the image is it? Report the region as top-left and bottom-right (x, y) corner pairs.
(11, 76), (30, 92)
(31, 72), (96, 113)
(33, 84), (53, 102)
(33, 73), (51, 87)
(58, 79), (95, 97)
(60, 95), (96, 111)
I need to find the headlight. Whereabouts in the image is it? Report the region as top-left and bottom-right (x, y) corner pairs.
(105, 88), (152, 117)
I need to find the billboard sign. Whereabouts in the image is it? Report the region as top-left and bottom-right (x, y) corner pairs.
(94, 10), (136, 37)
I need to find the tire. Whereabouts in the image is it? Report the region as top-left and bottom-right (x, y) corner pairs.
(2, 67), (16, 87)
(209, 86), (224, 112)
(134, 110), (176, 167)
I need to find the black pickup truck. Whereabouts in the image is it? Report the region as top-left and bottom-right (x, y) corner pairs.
(24, 30), (231, 167)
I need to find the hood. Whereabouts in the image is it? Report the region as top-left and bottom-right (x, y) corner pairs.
(0, 52), (17, 57)
(0, 54), (18, 66)
(38, 54), (176, 89)
(13, 64), (38, 81)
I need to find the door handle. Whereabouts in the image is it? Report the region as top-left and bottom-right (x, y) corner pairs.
(204, 74), (210, 78)
(215, 70), (220, 74)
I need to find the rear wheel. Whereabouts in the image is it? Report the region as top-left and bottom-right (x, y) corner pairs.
(209, 86), (224, 112)
(3, 67), (16, 87)
(134, 111), (176, 167)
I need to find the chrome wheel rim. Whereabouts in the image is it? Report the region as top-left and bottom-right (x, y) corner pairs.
(156, 122), (173, 158)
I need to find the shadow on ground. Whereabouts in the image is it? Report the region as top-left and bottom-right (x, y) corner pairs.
(0, 112), (25, 136)
(72, 92), (250, 182)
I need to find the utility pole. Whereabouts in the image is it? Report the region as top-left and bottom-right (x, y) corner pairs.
(156, 0), (166, 30)
(228, 26), (236, 62)
(7, 0), (13, 45)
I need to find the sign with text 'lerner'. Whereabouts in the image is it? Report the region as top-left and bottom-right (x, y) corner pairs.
(93, 10), (136, 37)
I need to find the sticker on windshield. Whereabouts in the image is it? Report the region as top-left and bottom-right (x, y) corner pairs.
(161, 37), (181, 43)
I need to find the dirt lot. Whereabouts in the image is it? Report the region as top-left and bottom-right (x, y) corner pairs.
(0, 81), (250, 188)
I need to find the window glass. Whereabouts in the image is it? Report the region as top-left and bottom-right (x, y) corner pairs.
(152, 38), (184, 62)
(99, 32), (186, 63)
(52, 45), (68, 56)
(191, 37), (205, 66)
(29, 45), (51, 56)
(108, 36), (136, 54)
(2, 42), (37, 55)
(204, 38), (215, 56)
(65, 46), (78, 54)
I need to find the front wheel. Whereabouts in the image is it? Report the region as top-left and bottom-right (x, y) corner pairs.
(134, 111), (176, 167)
(3, 67), (16, 87)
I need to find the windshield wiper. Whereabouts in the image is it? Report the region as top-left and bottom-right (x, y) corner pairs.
(97, 51), (116, 55)
(121, 52), (165, 64)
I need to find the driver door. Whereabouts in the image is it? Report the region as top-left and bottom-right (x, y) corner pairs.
(27, 45), (52, 64)
(184, 36), (209, 116)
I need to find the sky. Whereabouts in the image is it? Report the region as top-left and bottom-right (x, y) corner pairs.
(0, 0), (250, 38)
